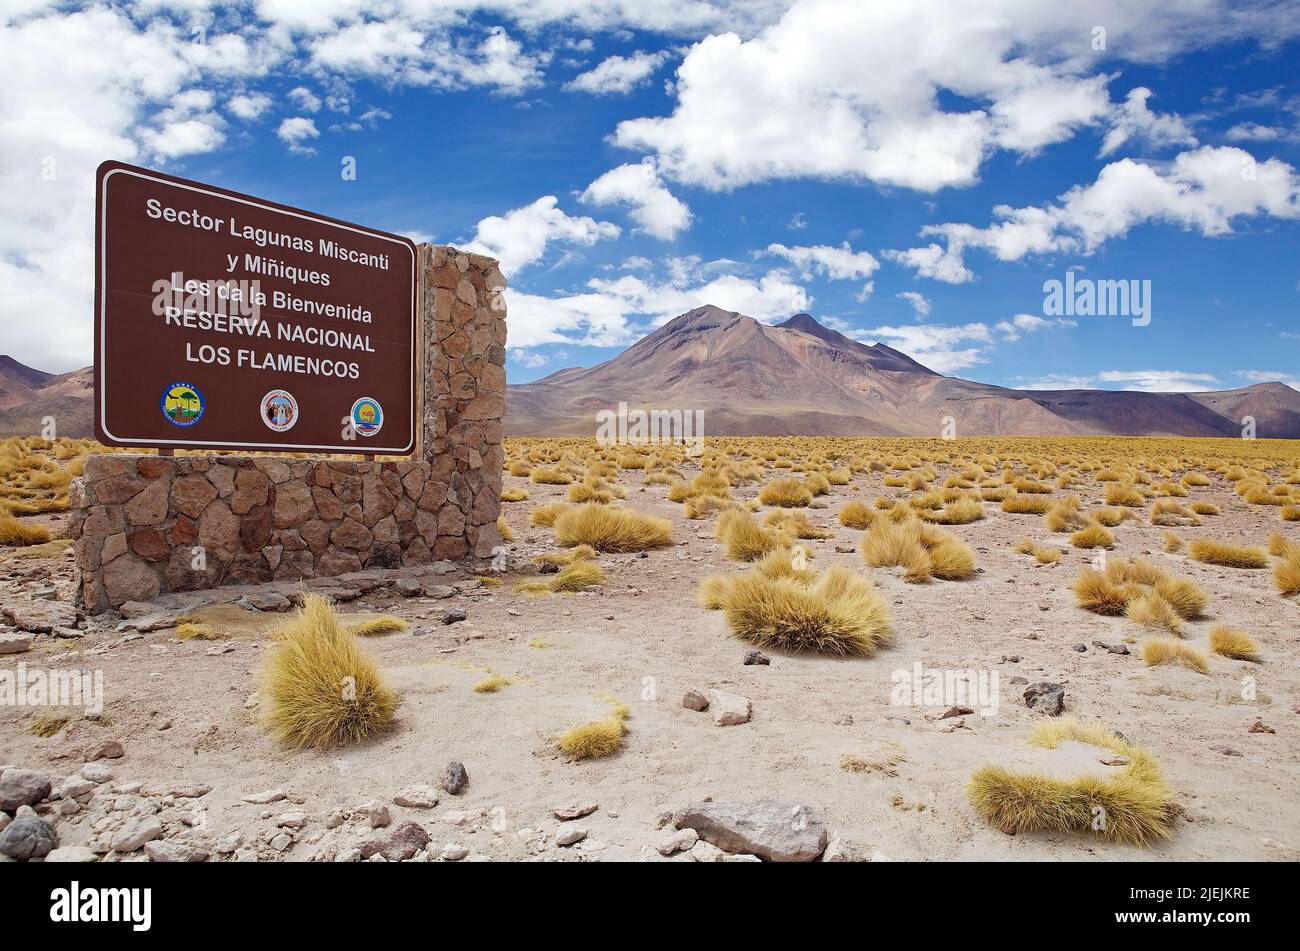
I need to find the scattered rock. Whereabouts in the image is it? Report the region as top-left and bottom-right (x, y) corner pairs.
(241, 788), (287, 804)
(1211, 744), (1243, 757)
(144, 840), (208, 862)
(395, 785), (440, 809)
(360, 801), (391, 829)
(395, 579), (423, 597)
(682, 690), (710, 712)
(237, 591), (292, 613)
(553, 802), (598, 821)
(1023, 681), (1065, 716)
(939, 705), (973, 720)
(45, 845), (99, 863)
(277, 811), (308, 828)
(441, 608), (468, 625)
(710, 690), (751, 726)
(675, 801), (827, 862)
(1072, 643), (1087, 652)
(441, 844), (469, 862)
(742, 649), (770, 666)
(656, 828), (698, 856)
(0, 633), (33, 654)
(0, 769), (51, 812)
(0, 816), (57, 859)
(110, 815), (164, 853)
(362, 820), (431, 861)
(821, 834), (865, 862)
(555, 825), (588, 847)
(441, 761), (469, 795)
(1249, 719), (1276, 734)
(85, 739), (124, 761)
(1, 600), (78, 634)
(80, 763), (113, 784)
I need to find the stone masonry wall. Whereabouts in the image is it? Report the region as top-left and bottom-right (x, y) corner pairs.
(71, 244), (506, 613)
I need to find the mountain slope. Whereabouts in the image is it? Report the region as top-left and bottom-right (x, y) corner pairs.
(505, 306), (1300, 438)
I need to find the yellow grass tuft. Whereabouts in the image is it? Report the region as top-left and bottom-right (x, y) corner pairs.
(758, 477), (813, 508)
(1274, 550), (1300, 596)
(176, 621), (227, 641)
(1125, 591), (1182, 635)
(529, 501), (571, 527)
(712, 564), (891, 656)
(548, 560), (606, 592)
(1001, 494), (1051, 515)
(530, 467), (572, 485)
(558, 698), (630, 760)
(967, 718), (1178, 846)
(1208, 625), (1260, 662)
(500, 487), (530, 502)
(1162, 530), (1183, 553)
(347, 615), (410, 637)
(534, 544), (598, 566)
(1188, 538), (1268, 569)
(552, 503), (672, 552)
(473, 673), (512, 693)
(717, 509), (787, 561)
(838, 500), (876, 529)
(0, 504), (53, 547)
(1070, 520), (1115, 549)
(496, 515), (514, 542)
(1140, 638), (1208, 673)
(259, 594), (397, 748)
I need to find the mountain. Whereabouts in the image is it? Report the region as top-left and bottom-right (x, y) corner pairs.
(505, 305), (1300, 438)
(0, 358), (93, 438)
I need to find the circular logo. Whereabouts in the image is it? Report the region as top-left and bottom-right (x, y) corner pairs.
(350, 397), (383, 437)
(260, 389), (299, 433)
(161, 382), (205, 428)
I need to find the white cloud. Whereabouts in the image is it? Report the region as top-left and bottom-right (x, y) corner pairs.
(891, 145), (1300, 282)
(1096, 370), (1221, 392)
(276, 116), (320, 154)
(228, 92), (272, 120)
(855, 321), (992, 373)
(895, 291), (930, 318)
(994, 312), (1076, 341)
(1100, 87), (1197, 156)
(1225, 121), (1290, 142)
(612, 0), (1293, 194)
(565, 50), (669, 95)
(288, 86), (322, 112)
(507, 264), (809, 349)
(1236, 369), (1300, 389)
(580, 159), (693, 239)
(765, 241), (879, 281)
(139, 118), (226, 157)
(464, 196), (620, 275)
(855, 282), (874, 302)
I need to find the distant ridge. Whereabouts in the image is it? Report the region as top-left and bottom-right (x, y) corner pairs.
(504, 306), (1300, 438)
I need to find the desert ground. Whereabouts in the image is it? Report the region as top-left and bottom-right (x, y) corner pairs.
(1, 435), (1298, 862)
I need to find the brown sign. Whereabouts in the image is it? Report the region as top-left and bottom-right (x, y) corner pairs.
(94, 161), (416, 455)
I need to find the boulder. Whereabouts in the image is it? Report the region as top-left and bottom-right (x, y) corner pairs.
(675, 801), (827, 862)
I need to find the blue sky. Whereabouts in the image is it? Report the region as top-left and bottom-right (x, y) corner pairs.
(2, 1), (1298, 392)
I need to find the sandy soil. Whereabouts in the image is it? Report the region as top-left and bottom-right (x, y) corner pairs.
(2, 464), (1298, 862)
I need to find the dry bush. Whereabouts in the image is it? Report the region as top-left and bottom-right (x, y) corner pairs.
(534, 544), (597, 566)
(758, 477), (813, 508)
(1001, 494), (1051, 515)
(347, 615), (410, 637)
(1091, 507), (1129, 527)
(838, 500), (876, 529)
(1105, 483), (1145, 507)
(920, 494), (985, 525)
(717, 509), (788, 561)
(1188, 538), (1269, 569)
(1163, 530), (1183, 553)
(553, 503), (672, 552)
(1189, 501), (1220, 516)
(473, 673), (512, 693)
(1070, 520), (1115, 550)
(967, 718), (1178, 846)
(705, 564), (890, 656)
(0, 504), (53, 547)
(259, 594), (397, 749)
(1140, 638), (1208, 674)
(1125, 591), (1182, 635)
(496, 515), (514, 542)
(530, 467), (573, 485)
(1275, 550), (1300, 596)
(558, 698), (629, 759)
(1045, 495), (1087, 533)
(500, 487), (529, 502)
(548, 560), (606, 592)
(764, 509), (833, 539)
(1150, 499), (1200, 526)
(529, 502), (571, 528)
(1208, 626), (1260, 662)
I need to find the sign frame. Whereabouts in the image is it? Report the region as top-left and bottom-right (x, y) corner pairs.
(93, 160), (418, 456)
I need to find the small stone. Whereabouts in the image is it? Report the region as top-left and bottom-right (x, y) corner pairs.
(1072, 643), (1087, 652)
(0, 769), (51, 812)
(1249, 719), (1275, 734)
(361, 801), (391, 829)
(80, 763), (113, 784)
(241, 788), (287, 804)
(335, 848), (362, 863)
(277, 811), (307, 828)
(215, 832), (243, 854)
(110, 815), (164, 852)
(269, 833), (293, 853)
(0, 633), (33, 654)
(656, 828), (698, 856)
(45, 845), (99, 863)
(939, 705), (973, 720)
(144, 840), (208, 862)
(675, 800), (827, 862)
(396, 579), (423, 597)
(363, 820), (430, 861)
(682, 690), (710, 712)
(441, 761), (469, 795)
(85, 739), (124, 761)
(555, 825), (587, 847)
(441, 608), (468, 625)
(710, 690), (751, 726)
(440, 844), (469, 862)
(1023, 681), (1065, 716)
(395, 785), (440, 809)
(552, 802), (598, 821)
(1211, 744), (1243, 757)
(0, 816), (58, 859)
(742, 649), (770, 666)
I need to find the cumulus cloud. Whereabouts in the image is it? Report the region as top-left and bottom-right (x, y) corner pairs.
(612, 0), (1295, 194)
(890, 145), (1300, 282)
(580, 159), (693, 239)
(464, 196), (620, 275)
(995, 313), (1076, 341)
(1099, 87), (1197, 156)
(765, 241), (879, 281)
(565, 50), (669, 95)
(854, 322), (992, 373)
(276, 116), (320, 154)
(895, 291), (930, 319)
(228, 92), (272, 120)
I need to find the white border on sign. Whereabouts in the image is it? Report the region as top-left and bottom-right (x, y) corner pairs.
(98, 166), (417, 454)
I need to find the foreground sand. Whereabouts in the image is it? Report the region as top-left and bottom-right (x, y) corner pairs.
(2, 454), (1298, 862)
